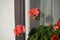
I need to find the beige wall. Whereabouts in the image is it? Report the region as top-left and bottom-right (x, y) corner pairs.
(0, 0), (15, 40)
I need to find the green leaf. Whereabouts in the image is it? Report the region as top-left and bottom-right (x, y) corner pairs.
(54, 29), (60, 35)
(28, 25), (58, 40)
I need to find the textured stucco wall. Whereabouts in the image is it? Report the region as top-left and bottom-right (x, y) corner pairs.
(0, 0), (15, 40)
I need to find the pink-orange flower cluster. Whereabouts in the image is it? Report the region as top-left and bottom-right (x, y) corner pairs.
(53, 26), (58, 30)
(53, 20), (60, 30)
(28, 8), (40, 17)
(52, 20), (60, 40)
(13, 25), (25, 36)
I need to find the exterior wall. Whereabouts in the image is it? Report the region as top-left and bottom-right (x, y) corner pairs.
(0, 0), (15, 40)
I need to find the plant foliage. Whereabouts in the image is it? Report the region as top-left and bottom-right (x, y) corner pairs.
(28, 25), (60, 40)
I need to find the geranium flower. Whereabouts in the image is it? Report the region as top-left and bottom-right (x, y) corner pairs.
(57, 20), (60, 28)
(28, 8), (40, 17)
(13, 25), (25, 36)
(52, 34), (58, 40)
(53, 26), (58, 30)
